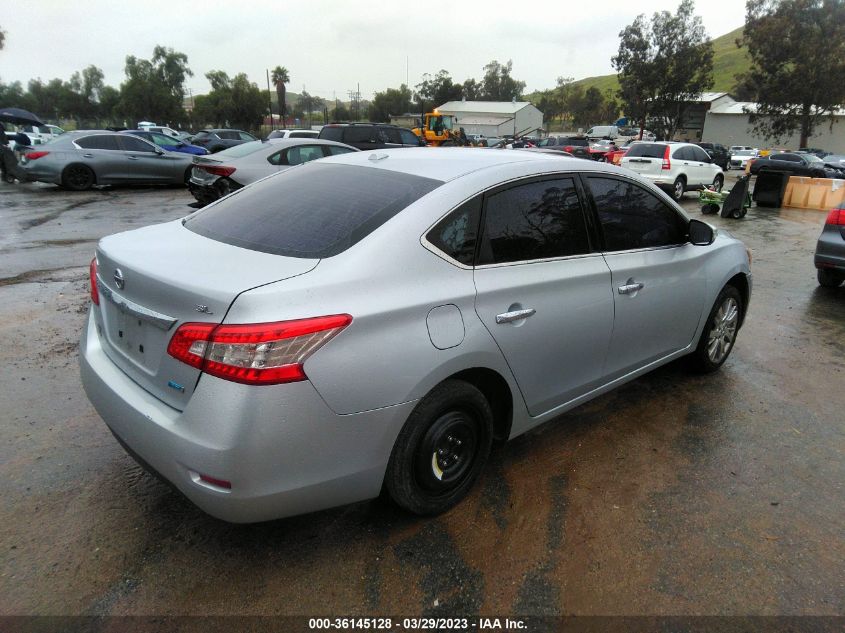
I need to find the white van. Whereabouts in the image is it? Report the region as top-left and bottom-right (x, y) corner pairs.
(586, 125), (620, 140)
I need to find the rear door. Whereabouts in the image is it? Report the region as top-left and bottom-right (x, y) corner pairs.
(473, 176), (614, 416)
(583, 175), (707, 380)
(73, 134), (124, 182)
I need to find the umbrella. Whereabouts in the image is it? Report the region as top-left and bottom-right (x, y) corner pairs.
(0, 107), (45, 126)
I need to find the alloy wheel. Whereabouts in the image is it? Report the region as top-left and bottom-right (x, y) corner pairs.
(707, 297), (739, 363)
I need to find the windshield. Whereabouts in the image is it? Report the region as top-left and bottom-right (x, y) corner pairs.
(804, 154), (823, 163)
(625, 143), (667, 159)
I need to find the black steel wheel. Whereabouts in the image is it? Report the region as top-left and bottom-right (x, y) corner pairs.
(385, 380), (493, 515)
(61, 164), (95, 191)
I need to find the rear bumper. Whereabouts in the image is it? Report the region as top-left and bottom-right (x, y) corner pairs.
(79, 311), (415, 523)
(814, 228), (845, 270)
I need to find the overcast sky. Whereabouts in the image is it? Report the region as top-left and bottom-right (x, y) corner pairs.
(1, 1), (746, 100)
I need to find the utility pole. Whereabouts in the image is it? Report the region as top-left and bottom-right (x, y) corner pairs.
(266, 69), (273, 130)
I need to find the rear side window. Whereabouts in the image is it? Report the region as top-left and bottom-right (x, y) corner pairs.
(118, 135), (156, 152)
(626, 144), (668, 159)
(326, 145), (356, 156)
(238, 132), (256, 141)
(478, 178), (590, 265)
(426, 197), (481, 266)
(345, 127), (376, 143)
(673, 146), (693, 160)
(399, 129), (420, 145)
(320, 127), (344, 142)
(184, 163), (442, 258)
(285, 145), (325, 165)
(587, 177), (687, 251)
(76, 135), (120, 150)
(562, 137), (588, 146)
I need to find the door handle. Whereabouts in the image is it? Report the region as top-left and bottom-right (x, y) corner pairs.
(128, 156), (140, 160)
(82, 153), (93, 158)
(618, 281), (644, 295)
(496, 308), (536, 324)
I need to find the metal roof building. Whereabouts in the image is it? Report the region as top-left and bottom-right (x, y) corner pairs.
(436, 100), (544, 138)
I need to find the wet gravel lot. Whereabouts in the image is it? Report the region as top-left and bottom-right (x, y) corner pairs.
(0, 174), (843, 620)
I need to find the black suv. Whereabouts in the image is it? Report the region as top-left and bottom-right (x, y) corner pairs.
(695, 142), (729, 170)
(536, 135), (591, 159)
(318, 124), (423, 150)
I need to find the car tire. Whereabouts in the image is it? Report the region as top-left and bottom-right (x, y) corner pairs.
(701, 203), (720, 215)
(672, 176), (686, 201)
(385, 379), (493, 515)
(712, 175), (724, 192)
(61, 164), (95, 191)
(689, 285), (743, 374)
(183, 167), (192, 185)
(817, 269), (844, 288)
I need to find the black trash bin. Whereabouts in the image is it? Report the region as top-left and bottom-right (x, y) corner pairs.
(753, 170), (790, 208)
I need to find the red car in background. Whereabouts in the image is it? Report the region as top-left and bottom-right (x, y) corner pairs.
(604, 140), (642, 165)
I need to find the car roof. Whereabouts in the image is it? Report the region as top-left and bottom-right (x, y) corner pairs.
(321, 146), (616, 182)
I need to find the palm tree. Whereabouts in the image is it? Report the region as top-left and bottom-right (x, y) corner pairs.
(270, 66), (290, 125)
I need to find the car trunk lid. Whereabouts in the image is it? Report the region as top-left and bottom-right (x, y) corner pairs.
(93, 220), (318, 410)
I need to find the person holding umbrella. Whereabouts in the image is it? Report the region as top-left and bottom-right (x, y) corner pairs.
(0, 107), (43, 183)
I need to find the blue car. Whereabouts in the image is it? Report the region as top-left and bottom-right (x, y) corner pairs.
(122, 130), (208, 156)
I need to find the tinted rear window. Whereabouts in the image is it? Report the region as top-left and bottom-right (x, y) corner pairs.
(320, 127), (344, 142)
(184, 163), (442, 258)
(625, 144), (668, 159)
(560, 137), (588, 146)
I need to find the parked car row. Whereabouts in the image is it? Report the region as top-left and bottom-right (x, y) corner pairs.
(749, 151), (845, 179)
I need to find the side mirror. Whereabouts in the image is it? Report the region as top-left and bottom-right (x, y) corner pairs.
(689, 219), (714, 245)
(154, 147), (165, 155)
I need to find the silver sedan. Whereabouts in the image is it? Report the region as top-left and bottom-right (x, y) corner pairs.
(21, 131), (194, 190)
(188, 138), (358, 206)
(80, 149), (752, 522)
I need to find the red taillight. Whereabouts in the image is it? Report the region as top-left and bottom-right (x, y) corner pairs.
(564, 145), (574, 152)
(200, 165), (236, 177)
(662, 145), (671, 170)
(825, 208), (845, 226)
(198, 473), (231, 490)
(167, 315), (353, 385)
(89, 258), (99, 305)
(25, 151), (49, 160)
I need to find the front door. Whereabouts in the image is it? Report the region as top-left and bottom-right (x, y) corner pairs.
(583, 175), (707, 380)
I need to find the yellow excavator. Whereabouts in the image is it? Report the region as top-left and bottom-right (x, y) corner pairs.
(412, 111), (467, 146)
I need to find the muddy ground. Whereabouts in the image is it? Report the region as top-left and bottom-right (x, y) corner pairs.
(0, 175), (843, 621)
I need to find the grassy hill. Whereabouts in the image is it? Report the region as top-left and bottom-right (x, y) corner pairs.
(571, 27), (748, 96)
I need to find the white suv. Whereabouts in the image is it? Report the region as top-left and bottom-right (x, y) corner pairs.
(620, 141), (724, 201)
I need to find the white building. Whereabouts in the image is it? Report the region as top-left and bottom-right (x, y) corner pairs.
(436, 100), (544, 137)
(702, 98), (845, 152)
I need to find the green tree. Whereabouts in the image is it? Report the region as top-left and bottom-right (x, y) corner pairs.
(480, 60), (525, 101)
(369, 84), (412, 122)
(613, 0), (714, 140)
(740, 0), (845, 147)
(119, 46), (192, 125)
(297, 91), (325, 127)
(462, 78), (481, 100)
(194, 71), (264, 130)
(270, 66), (290, 123)
(330, 102), (351, 121)
(415, 70), (462, 109)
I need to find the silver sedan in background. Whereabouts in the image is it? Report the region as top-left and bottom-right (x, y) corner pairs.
(188, 138), (358, 205)
(80, 149), (752, 523)
(21, 131), (194, 190)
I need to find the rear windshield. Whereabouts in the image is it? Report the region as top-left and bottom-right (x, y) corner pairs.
(213, 140), (268, 158)
(562, 138), (588, 146)
(626, 143), (668, 159)
(320, 127), (344, 142)
(184, 163), (442, 258)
